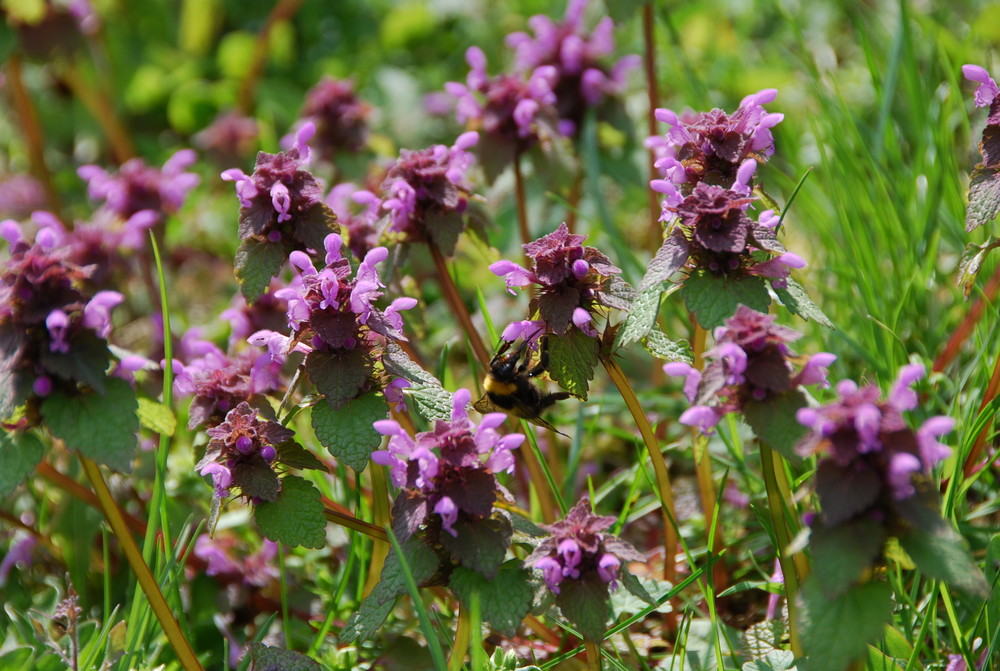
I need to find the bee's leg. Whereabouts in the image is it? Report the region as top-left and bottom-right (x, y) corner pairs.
(538, 391), (571, 411)
(527, 335), (550, 378)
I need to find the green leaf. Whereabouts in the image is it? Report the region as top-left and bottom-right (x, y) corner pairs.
(742, 650), (798, 671)
(311, 392), (388, 471)
(639, 230), (690, 290)
(253, 475), (326, 549)
(809, 519), (886, 597)
(896, 498), (989, 598)
(966, 165), (1000, 232)
(800, 579), (893, 671)
(41, 378), (138, 472)
(39, 330), (112, 392)
(957, 237), (1000, 299)
(744, 391), (808, 461)
(292, 202), (339, 253)
(231, 456), (280, 502)
(246, 642), (322, 671)
(773, 278), (835, 329)
(0, 430), (44, 497)
(554, 576), (612, 642)
(546, 329), (599, 400)
(274, 441), (329, 472)
(865, 645), (904, 671)
(407, 383), (454, 422)
(641, 328), (692, 363)
(340, 536), (439, 643)
(136, 397), (176, 436)
(681, 273), (770, 330)
(449, 563), (534, 637)
(305, 348), (372, 408)
(440, 514), (513, 579)
(613, 285), (662, 349)
(234, 238), (286, 304)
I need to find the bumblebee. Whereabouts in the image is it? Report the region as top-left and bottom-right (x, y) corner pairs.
(473, 336), (570, 433)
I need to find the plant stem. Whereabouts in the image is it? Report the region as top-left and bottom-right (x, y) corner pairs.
(933, 263), (1000, 374)
(321, 501), (389, 542)
(759, 441), (803, 657)
(362, 466), (391, 598)
(428, 240), (491, 369)
(601, 356), (679, 590)
(514, 153), (532, 256)
(79, 455), (204, 671)
(447, 602), (472, 671)
(584, 640), (602, 671)
(5, 54), (63, 220)
(236, 0), (305, 114)
(643, 2), (662, 251)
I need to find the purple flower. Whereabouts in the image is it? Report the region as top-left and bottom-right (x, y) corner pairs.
(490, 222), (628, 337)
(327, 183), (381, 260)
(194, 112), (260, 168)
(369, 133), (480, 252)
(652, 182), (805, 284)
(445, 47), (560, 170)
(525, 498), (643, 594)
(650, 90), (782, 195)
(78, 149), (199, 221)
(193, 534), (278, 588)
(962, 64), (999, 109)
(0, 221), (125, 417)
(0, 174), (47, 219)
(372, 389), (523, 539)
(796, 364), (953, 518)
(196, 402), (295, 501)
(222, 123), (331, 247)
(504, 0), (639, 137)
(665, 306), (835, 432)
(295, 77), (371, 161)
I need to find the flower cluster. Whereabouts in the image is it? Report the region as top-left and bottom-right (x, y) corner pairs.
(963, 64), (999, 109)
(372, 389), (522, 539)
(327, 182), (381, 260)
(796, 364), (953, 513)
(0, 174), (47, 220)
(194, 112), (260, 168)
(446, 47), (559, 158)
(654, 182), (805, 284)
(490, 222), (628, 337)
(297, 77), (371, 162)
(962, 64), (1000, 234)
(78, 149), (199, 222)
(193, 534), (278, 588)
(665, 306), (835, 432)
(526, 498), (643, 595)
(357, 132), (479, 253)
(222, 123), (331, 247)
(649, 89), (783, 195)
(172, 328), (283, 431)
(505, 0), (639, 137)
(250, 233), (415, 407)
(196, 401), (295, 501)
(0, 220), (123, 419)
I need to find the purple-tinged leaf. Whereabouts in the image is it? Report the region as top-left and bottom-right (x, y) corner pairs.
(815, 459), (880, 527)
(305, 348), (372, 408)
(440, 514), (512, 579)
(230, 455), (280, 502)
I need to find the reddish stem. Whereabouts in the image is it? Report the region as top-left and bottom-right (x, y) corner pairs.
(964, 348), (1000, 477)
(933, 264), (1000, 373)
(643, 2), (662, 250)
(428, 241), (491, 369)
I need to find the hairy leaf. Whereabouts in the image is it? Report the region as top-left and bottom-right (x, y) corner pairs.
(39, 330), (111, 392)
(340, 536), (439, 643)
(957, 237), (1000, 299)
(613, 284), (662, 349)
(311, 391), (387, 471)
(640, 229), (689, 290)
(440, 514), (512, 579)
(254, 475), (325, 549)
(555, 576), (612, 642)
(773, 278), (835, 329)
(809, 519), (885, 597)
(235, 238), (286, 304)
(546, 329), (599, 399)
(966, 166), (1000, 232)
(800, 579), (893, 671)
(744, 391), (808, 461)
(449, 563), (534, 637)
(0, 430), (44, 497)
(742, 650), (798, 671)
(642, 328), (692, 363)
(305, 348), (372, 408)
(274, 440), (328, 472)
(682, 273), (770, 330)
(815, 459), (881, 527)
(231, 455), (280, 502)
(41, 378), (138, 472)
(246, 643), (322, 671)
(292, 201), (339, 252)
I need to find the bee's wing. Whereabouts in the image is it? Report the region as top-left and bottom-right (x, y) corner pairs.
(473, 392), (566, 436)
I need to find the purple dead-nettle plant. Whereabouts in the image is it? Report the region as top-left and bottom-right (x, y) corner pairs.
(525, 497), (644, 640)
(223, 122), (340, 301)
(0, 174), (47, 220)
(505, 0), (639, 137)
(0, 220), (124, 420)
(648, 89), (783, 195)
(295, 77), (371, 162)
(218, 285), (290, 351)
(961, 64), (1000, 235)
(251, 233), (417, 408)
(491, 222), (630, 338)
(194, 111), (260, 168)
(963, 64), (999, 109)
(664, 305), (835, 433)
(78, 149), (199, 222)
(796, 364), (953, 517)
(372, 388), (522, 576)
(656, 181), (805, 287)
(445, 48), (559, 181)
(172, 327), (284, 431)
(196, 401), (295, 502)
(354, 132), (480, 255)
